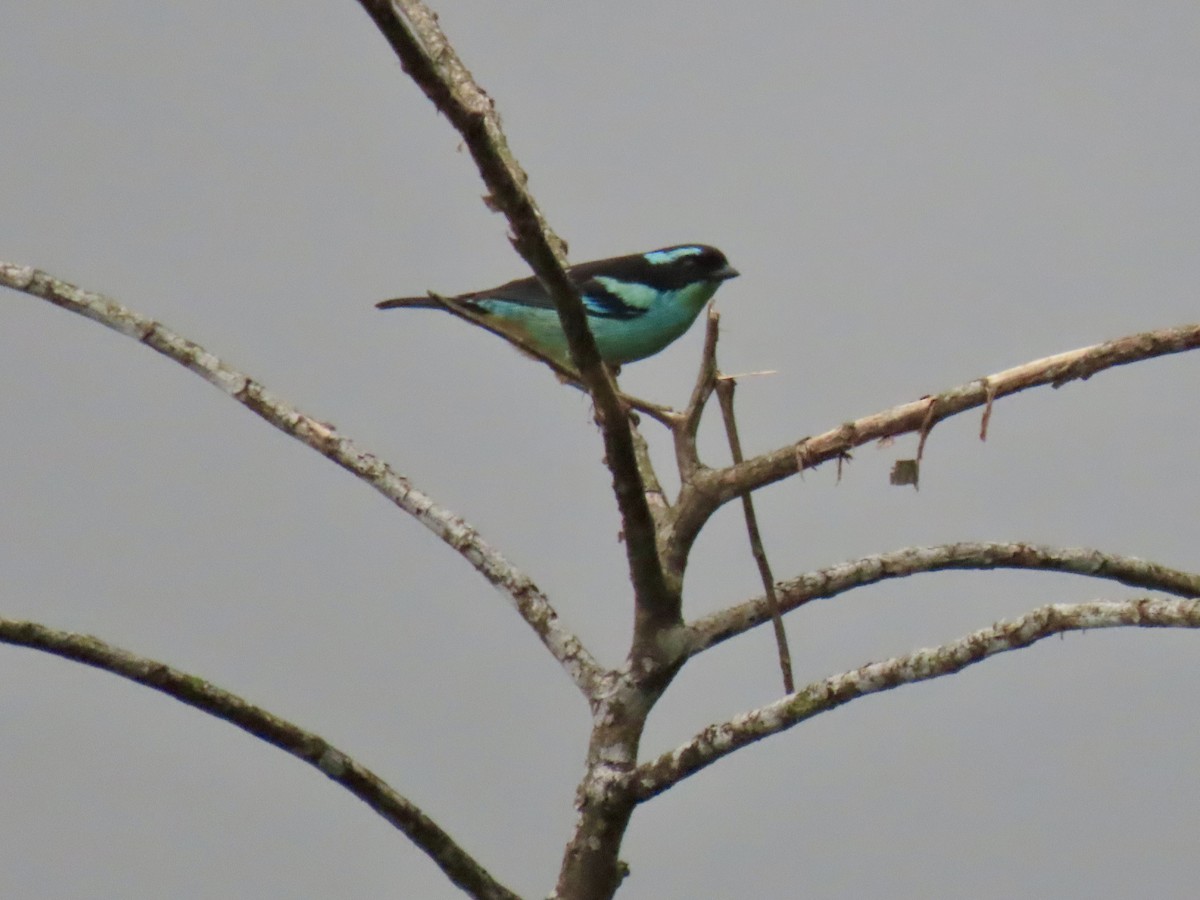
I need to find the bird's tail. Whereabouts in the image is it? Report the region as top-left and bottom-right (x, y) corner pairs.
(375, 295), (441, 310)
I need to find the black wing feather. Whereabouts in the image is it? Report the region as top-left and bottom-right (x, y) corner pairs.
(376, 245), (726, 311)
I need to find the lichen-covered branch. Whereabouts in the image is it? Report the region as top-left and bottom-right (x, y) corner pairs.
(668, 324), (1200, 564)
(0, 618), (521, 900)
(636, 596), (1200, 801)
(687, 541), (1200, 655)
(731, 324), (1200, 497)
(0, 261), (602, 698)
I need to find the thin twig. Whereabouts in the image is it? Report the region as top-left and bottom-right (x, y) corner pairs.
(714, 375), (794, 693)
(674, 307), (723, 477)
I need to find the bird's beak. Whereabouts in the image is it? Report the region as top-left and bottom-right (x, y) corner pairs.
(712, 264), (740, 281)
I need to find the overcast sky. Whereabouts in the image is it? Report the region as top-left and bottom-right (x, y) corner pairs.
(2, 3), (1199, 898)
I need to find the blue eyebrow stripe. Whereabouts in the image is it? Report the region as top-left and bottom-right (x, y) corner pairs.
(643, 246), (703, 265)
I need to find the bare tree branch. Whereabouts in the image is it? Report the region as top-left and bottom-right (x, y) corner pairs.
(0, 618), (521, 900)
(356, 0), (680, 644)
(636, 596), (1200, 801)
(687, 541), (1200, 655)
(731, 323), (1200, 495)
(0, 261), (602, 699)
(715, 376), (793, 693)
(668, 323), (1200, 563)
(674, 307), (723, 479)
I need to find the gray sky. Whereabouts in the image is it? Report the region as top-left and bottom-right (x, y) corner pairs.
(2, 2), (1199, 897)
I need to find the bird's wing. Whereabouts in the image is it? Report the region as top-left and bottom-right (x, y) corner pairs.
(376, 250), (654, 314)
(481, 275), (644, 321)
(466, 273), (556, 309)
(574, 277), (646, 320)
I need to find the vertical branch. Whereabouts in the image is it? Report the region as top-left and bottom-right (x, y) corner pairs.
(356, 0), (679, 648)
(657, 307), (723, 592)
(714, 377), (795, 694)
(674, 307), (723, 480)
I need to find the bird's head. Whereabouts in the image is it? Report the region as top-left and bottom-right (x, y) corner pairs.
(639, 245), (739, 290)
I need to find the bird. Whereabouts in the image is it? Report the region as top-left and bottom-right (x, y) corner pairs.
(375, 244), (738, 367)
